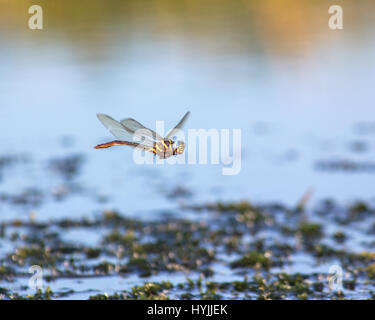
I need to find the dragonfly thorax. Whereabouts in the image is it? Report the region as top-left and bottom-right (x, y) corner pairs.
(153, 139), (175, 159)
(152, 139), (185, 159)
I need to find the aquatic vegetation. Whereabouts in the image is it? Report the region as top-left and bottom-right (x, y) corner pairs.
(26, 287), (54, 300)
(130, 282), (173, 300)
(230, 251), (273, 270)
(93, 261), (115, 275)
(0, 196), (374, 299)
(0, 266), (15, 280)
(298, 223), (323, 240)
(125, 256), (152, 277)
(315, 159), (375, 173)
(365, 264), (375, 280)
(84, 248), (102, 259)
(49, 154), (85, 180)
(333, 231), (347, 243)
(165, 186), (193, 199)
(0, 188), (44, 207)
(89, 282), (173, 300)
(0, 154), (28, 181)
(255, 273), (313, 300)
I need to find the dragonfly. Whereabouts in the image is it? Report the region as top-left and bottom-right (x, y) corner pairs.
(94, 111), (190, 159)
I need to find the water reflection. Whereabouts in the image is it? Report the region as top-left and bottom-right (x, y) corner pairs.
(0, 0), (374, 217)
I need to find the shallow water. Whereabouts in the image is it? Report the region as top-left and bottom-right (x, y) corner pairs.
(0, 0), (375, 299)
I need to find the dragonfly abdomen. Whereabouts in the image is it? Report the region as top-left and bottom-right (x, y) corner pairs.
(95, 140), (147, 150)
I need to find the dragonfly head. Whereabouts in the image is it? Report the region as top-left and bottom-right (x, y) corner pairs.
(174, 141), (185, 155)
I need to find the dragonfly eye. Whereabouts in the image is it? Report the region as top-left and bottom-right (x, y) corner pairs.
(174, 141), (185, 154)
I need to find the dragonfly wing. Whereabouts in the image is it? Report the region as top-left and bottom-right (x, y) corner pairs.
(166, 111), (190, 139)
(97, 114), (154, 146)
(120, 118), (164, 141)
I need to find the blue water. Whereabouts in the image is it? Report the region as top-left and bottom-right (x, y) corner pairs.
(0, 1), (375, 299)
(1, 17), (375, 221)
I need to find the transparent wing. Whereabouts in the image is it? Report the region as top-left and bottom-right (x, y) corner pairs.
(96, 114), (154, 147)
(166, 111), (190, 139)
(120, 118), (164, 141)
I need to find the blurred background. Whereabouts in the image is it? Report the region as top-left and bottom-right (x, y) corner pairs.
(0, 0), (374, 221)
